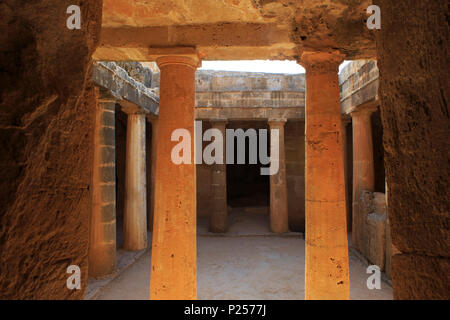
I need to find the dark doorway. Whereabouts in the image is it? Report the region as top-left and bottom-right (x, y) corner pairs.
(115, 106), (127, 249)
(226, 121), (270, 207)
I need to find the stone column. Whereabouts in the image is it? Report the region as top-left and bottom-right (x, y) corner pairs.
(123, 106), (147, 251)
(150, 53), (200, 300)
(89, 92), (117, 278)
(350, 105), (376, 252)
(301, 52), (349, 300)
(268, 119), (289, 233)
(209, 119), (228, 233)
(147, 118), (158, 231)
(342, 117), (352, 232)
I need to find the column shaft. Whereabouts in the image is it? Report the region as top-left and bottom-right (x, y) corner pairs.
(342, 118), (352, 232)
(302, 52), (350, 300)
(124, 111), (147, 251)
(89, 95), (117, 278)
(150, 55), (199, 300)
(269, 119), (289, 233)
(351, 107), (376, 252)
(148, 119), (158, 231)
(209, 120), (228, 233)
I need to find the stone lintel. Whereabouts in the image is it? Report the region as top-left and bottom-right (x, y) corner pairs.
(209, 118), (228, 124)
(93, 62), (159, 115)
(195, 107), (304, 121)
(268, 118), (287, 125)
(341, 75), (379, 115)
(97, 87), (119, 103)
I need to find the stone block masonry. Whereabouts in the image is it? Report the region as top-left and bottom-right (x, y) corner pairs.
(89, 93), (117, 278)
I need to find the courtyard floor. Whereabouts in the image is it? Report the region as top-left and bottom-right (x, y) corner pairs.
(87, 208), (393, 300)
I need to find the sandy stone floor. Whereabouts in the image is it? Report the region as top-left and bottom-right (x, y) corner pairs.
(90, 208), (393, 300)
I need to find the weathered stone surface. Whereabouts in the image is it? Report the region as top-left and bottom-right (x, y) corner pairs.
(115, 62), (153, 88)
(374, 0), (450, 299)
(358, 190), (387, 270)
(196, 71), (305, 92)
(366, 211), (386, 270)
(95, 0), (375, 61)
(195, 107), (304, 121)
(340, 60), (379, 114)
(194, 71), (305, 119)
(0, 0), (102, 299)
(93, 62), (159, 115)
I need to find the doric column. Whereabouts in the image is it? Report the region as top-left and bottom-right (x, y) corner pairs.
(268, 119), (289, 233)
(209, 119), (228, 233)
(123, 104), (147, 251)
(150, 51), (200, 300)
(301, 51), (349, 300)
(89, 91), (117, 278)
(350, 105), (376, 252)
(147, 117), (158, 231)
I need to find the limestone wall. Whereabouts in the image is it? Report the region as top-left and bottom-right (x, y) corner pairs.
(151, 70), (306, 109)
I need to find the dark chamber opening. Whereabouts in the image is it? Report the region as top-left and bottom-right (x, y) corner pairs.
(226, 121), (270, 207)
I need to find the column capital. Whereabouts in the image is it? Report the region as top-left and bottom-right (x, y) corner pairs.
(341, 116), (352, 126)
(299, 51), (345, 74)
(152, 47), (202, 70)
(120, 100), (147, 115)
(268, 118), (287, 127)
(146, 113), (158, 124)
(350, 103), (378, 118)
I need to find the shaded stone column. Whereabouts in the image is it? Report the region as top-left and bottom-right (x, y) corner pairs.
(150, 53), (200, 300)
(301, 52), (349, 300)
(89, 92), (117, 278)
(209, 119), (228, 233)
(123, 106), (147, 251)
(342, 117), (352, 232)
(350, 105), (376, 252)
(268, 119), (289, 233)
(147, 117), (158, 231)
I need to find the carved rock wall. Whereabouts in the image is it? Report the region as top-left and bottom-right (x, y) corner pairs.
(0, 0), (102, 299)
(374, 0), (450, 299)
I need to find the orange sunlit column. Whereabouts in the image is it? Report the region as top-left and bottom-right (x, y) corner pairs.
(150, 54), (200, 300)
(301, 51), (350, 300)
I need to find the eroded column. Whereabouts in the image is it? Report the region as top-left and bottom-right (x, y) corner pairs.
(89, 92), (117, 278)
(123, 107), (147, 251)
(209, 119), (228, 233)
(350, 106), (376, 252)
(268, 119), (289, 233)
(150, 54), (199, 300)
(301, 52), (349, 300)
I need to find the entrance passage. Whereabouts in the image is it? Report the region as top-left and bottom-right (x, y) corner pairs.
(226, 121), (270, 208)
